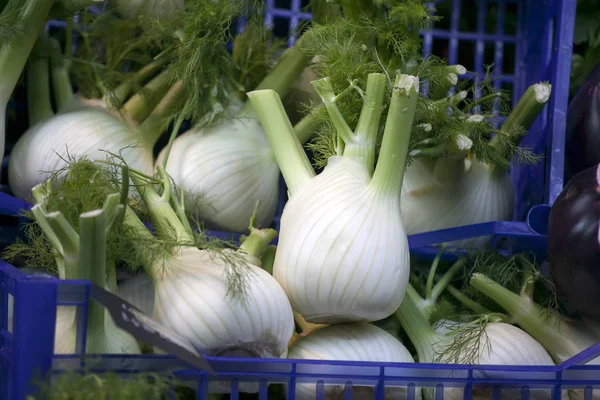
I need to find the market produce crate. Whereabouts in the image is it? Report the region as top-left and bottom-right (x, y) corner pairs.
(1, 0), (586, 399)
(2, 224), (600, 400)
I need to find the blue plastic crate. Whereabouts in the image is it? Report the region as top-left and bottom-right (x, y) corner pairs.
(0, 0), (587, 398)
(3, 225), (600, 399)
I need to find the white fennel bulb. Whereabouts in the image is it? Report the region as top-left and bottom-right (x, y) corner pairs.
(9, 108), (155, 200)
(248, 73), (419, 324)
(156, 117), (280, 232)
(395, 288), (564, 400)
(288, 323), (422, 400)
(118, 272), (155, 316)
(399, 82), (551, 242)
(119, 171), (294, 393)
(471, 273), (600, 400)
(151, 246), (293, 359)
(401, 158), (514, 235)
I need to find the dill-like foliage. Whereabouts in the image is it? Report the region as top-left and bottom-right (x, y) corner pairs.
(70, 7), (158, 104)
(137, 0), (275, 126)
(433, 314), (504, 365)
(0, 0), (23, 43)
(3, 155), (144, 274)
(301, 6), (541, 169)
(31, 370), (182, 399)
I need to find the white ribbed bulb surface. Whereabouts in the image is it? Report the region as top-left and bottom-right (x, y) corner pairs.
(288, 323), (421, 400)
(400, 159), (513, 245)
(273, 156), (409, 324)
(156, 117), (280, 233)
(434, 323), (562, 400)
(8, 108), (154, 200)
(152, 247), (294, 358)
(118, 273), (155, 316)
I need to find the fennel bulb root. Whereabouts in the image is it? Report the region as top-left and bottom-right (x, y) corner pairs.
(248, 73), (418, 325)
(9, 108), (154, 200)
(157, 117), (280, 232)
(288, 323), (421, 400)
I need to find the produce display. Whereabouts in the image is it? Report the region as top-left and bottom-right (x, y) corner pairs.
(0, 0), (594, 399)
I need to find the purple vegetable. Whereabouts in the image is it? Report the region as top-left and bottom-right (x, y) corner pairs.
(548, 163), (600, 320)
(565, 63), (600, 179)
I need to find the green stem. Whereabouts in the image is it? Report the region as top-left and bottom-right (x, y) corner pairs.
(49, 37), (73, 112)
(469, 273), (589, 364)
(31, 204), (66, 279)
(0, 0), (54, 169)
(139, 81), (185, 148)
(106, 259), (118, 294)
(490, 82), (551, 153)
(425, 246), (445, 300)
(343, 73), (387, 174)
(294, 108), (321, 145)
(130, 166), (194, 244)
(27, 34), (54, 125)
(158, 110), (185, 169)
(370, 74), (419, 197)
(433, 90), (467, 110)
(394, 285), (444, 363)
(78, 209), (107, 351)
(311, 77), (354, 144)
(431, 257), (468, 302)
(45, 211), (80, 280)
(446, 284), (490, 315)
(247, 89), (316, 195)
(122, 206), (161, 274)
(122, 70), (173, 123)
(103, 58), (169, 108)
(239, 35), (311, 117)
(462, 92), (502, 112)
(430, 73), (457, 100)
(260, 245), (277, 275)
(168, 185), (194, 238)
(238, 228), (277, 258)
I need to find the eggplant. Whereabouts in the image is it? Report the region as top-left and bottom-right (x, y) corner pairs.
(565, 63), (600, 180)
(548, 163), (600, 321)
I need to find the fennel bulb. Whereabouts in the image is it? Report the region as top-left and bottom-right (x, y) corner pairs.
(156, 116), (280, 232)
(395, 286), (563, 400)
(399, 83), (551, 243)
(288, 323), (422, 400)
(157, 33), (313, 233)
(9, 108), (155, 200)
(401, 158), (514, 235)
(150, 245), (294, 359)
(248, 73), (418, 324)
(118, 165), (295, 387)
(118, 272), (155, 316)
(470, 273), (600, 400)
